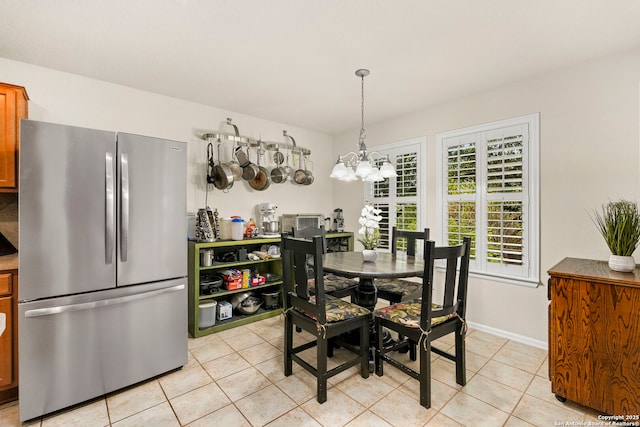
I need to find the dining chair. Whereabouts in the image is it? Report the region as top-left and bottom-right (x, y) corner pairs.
(291, 225), (358, 299)
(282, 235), (370, 403)
(373, 237), (471, 409)
(375, 227), (430, 304)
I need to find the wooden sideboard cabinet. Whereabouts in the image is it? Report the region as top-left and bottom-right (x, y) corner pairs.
(548, 258), (640, 415)
(0, 83), (29, 191)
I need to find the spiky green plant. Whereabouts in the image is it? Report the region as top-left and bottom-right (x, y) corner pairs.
(592, 200), (640, 256)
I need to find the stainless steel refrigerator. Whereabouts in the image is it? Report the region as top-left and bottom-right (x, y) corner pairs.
(18, 120), (188, 421)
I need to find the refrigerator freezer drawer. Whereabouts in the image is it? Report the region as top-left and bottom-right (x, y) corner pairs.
(18, 279), (187, 422)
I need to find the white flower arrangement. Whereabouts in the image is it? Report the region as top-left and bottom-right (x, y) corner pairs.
(358, 203), (382, 250)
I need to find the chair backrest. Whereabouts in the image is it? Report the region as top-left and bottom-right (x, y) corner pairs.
(282, 235), (327, 323)
(420, 237), (471, 331)
(391, 227), (430, 257)
(291, 225), (327, 254)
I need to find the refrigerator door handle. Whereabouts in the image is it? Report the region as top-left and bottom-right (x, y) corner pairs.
(23, 284), (185, 318)
(105, 152), (114, 264)
(120, 153), (129, 262)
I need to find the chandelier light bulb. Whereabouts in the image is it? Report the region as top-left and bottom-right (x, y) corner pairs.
(355, 159), (372, 178)
(330, 159), (348, 178)
(380, 160), (398, 178)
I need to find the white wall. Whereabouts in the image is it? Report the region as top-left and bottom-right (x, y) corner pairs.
(5, 47), (640, 346)
(0, 57), (335, 222)
(333, 47), (640, 346)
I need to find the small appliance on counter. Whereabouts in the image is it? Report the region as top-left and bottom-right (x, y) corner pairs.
(280, 213), (324, 233)
(332, 208), (345, 232)
(256, 203), (280, 237)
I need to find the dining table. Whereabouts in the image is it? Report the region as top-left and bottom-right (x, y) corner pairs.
(322, 251), (424, 311)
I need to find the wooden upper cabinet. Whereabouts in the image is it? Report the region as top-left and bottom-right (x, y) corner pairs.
(0, 83), (29, 190)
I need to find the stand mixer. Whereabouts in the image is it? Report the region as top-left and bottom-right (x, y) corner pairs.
(257, 203), (280, 237)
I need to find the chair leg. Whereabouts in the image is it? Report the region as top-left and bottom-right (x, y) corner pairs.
(374, 318), (384, 377)
(360, 320), (370, 378)
(419, 336), (432, 409)
(409, 340), (417, 361)
(317, 336), (328, 404)
(284, 315), (293, 376)
(455, 324), (467, 386)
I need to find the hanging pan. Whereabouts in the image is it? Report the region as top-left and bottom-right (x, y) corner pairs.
(213, 143), (234, 191)
(249, 147), (271, 191)
(293, 154), (309, 184)
(270, 146), (288, 184)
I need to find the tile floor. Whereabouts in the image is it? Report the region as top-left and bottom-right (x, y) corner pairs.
(0, 315), (602, 427)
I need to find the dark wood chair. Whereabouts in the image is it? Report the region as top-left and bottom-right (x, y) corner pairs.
(282, 235), (370, 403)
(373, 237), (471, 409)
(375, 227), (430, 304)
(291, 226), (358, 299)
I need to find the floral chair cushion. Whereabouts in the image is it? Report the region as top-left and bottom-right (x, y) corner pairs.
(296, 294), (370, 323)
(375, 279), (421, 297)
(373, 299), (455, 328)
(307, 273), (358, 295)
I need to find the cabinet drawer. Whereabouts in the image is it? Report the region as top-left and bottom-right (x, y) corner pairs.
(0, 273), (12, 295)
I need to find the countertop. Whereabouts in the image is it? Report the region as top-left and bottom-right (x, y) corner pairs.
(0, 253), (18, 271)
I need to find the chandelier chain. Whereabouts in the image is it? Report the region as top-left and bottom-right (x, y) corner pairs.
(359, 73), (366, 144)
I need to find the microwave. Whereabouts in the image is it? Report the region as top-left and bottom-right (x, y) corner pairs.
(280, 214), (324, 233)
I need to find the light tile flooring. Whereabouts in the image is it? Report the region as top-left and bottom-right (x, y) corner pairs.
(1, 316), (602, 427)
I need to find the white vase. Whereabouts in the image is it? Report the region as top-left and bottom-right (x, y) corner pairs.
(608, 254), (636, 272)
(362, 249), (378, 262)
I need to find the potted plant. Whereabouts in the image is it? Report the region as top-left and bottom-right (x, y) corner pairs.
(592, 199), (640, 272)
(358, 202), (382, 262)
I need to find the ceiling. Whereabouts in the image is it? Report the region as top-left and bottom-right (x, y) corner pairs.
(2, 0), (640, 135)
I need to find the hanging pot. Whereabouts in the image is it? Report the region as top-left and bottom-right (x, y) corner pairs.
(303, 158), (314, 185)
(270, 147), (287, 184)
(213, 143), (233, 190)
(228, 161), (243, 180)
(213, 162), (234, 190)
(270, 167), (287, 184)
(283, 150), (295, 180)
(294, 154), (312, 185)
(293, 154), (308, 184)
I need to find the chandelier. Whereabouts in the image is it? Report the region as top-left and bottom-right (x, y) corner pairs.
(330, 69), (397, 182)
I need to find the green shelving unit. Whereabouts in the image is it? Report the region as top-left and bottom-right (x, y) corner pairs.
(188, 233), (353, 338)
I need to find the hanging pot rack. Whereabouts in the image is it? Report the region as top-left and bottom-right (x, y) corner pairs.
(201, 118), (311, 156)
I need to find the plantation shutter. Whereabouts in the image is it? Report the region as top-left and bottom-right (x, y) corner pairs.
(484, 125), (528, 277)
(367, 141), (422, 251)
(445, 134), (478, 262)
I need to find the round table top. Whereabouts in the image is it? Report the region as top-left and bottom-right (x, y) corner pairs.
(322, 251), (424, 279)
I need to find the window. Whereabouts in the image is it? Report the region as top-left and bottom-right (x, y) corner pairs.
(436, 114), (539, 286)
(365, 137), (426, 253)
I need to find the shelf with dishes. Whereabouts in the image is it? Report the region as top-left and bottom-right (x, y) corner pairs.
(188, 239), (283, 338)
(187, 232), (354, 338)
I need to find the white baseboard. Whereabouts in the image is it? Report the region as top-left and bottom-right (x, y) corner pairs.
(467, 321), (548, 351)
